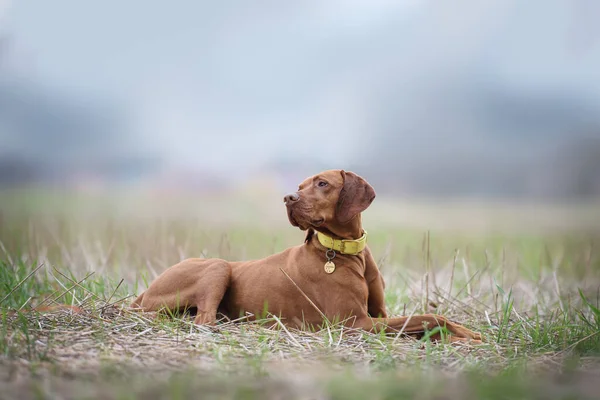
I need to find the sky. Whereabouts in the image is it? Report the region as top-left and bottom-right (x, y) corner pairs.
(1, 1), (421, 169)
(1, 0), (600, 189)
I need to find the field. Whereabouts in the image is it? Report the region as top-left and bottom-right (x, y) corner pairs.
(1, 186), (600, 399)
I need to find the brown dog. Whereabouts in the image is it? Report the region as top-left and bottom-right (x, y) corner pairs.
(132, 170), (481, 343)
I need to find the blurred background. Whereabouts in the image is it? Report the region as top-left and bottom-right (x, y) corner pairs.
(1, 0), (600, 200)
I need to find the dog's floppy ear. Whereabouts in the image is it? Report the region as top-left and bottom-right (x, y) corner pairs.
(336, 170), (376, 223)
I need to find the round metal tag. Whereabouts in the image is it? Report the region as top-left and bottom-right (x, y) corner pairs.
(324, 261), (336, 274)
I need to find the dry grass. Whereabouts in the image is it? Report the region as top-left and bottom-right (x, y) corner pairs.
(1, 188), (599, 399)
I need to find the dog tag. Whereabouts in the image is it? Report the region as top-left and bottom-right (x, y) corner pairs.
(324, 261), (336, 274)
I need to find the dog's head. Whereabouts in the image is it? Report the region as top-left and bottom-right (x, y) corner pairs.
(283, 170), (375, 236)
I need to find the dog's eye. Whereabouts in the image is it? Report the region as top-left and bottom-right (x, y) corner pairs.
(317, 181), (328, 188)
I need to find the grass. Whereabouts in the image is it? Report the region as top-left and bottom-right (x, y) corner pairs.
(0, 187), (599, 399)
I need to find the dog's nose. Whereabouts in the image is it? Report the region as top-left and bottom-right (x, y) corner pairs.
(284, 192), (300, 204)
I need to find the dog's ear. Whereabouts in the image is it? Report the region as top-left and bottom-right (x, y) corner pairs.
(336, 170), (376, 223)
(304, 228), (315, 243)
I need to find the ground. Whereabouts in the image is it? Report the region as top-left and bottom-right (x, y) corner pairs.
(1, 188), (599, 399)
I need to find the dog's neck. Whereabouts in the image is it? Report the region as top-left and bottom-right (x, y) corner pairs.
(324, 214), (364, 240)
(304, 214), (364, 243)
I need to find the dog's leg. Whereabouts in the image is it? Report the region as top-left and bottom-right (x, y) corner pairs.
(131, 259), (232, 325)
(355, 314), (482, 343)
(131, 292), (145, 309)
(191, 260), (231, 325)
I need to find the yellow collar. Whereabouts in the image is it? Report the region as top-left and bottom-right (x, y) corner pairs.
(315, 230), (368, 255)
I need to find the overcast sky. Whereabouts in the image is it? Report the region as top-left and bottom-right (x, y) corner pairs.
(2, 0), (600, 176)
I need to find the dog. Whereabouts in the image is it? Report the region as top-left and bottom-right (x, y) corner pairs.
(132, 170), (482, 343)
